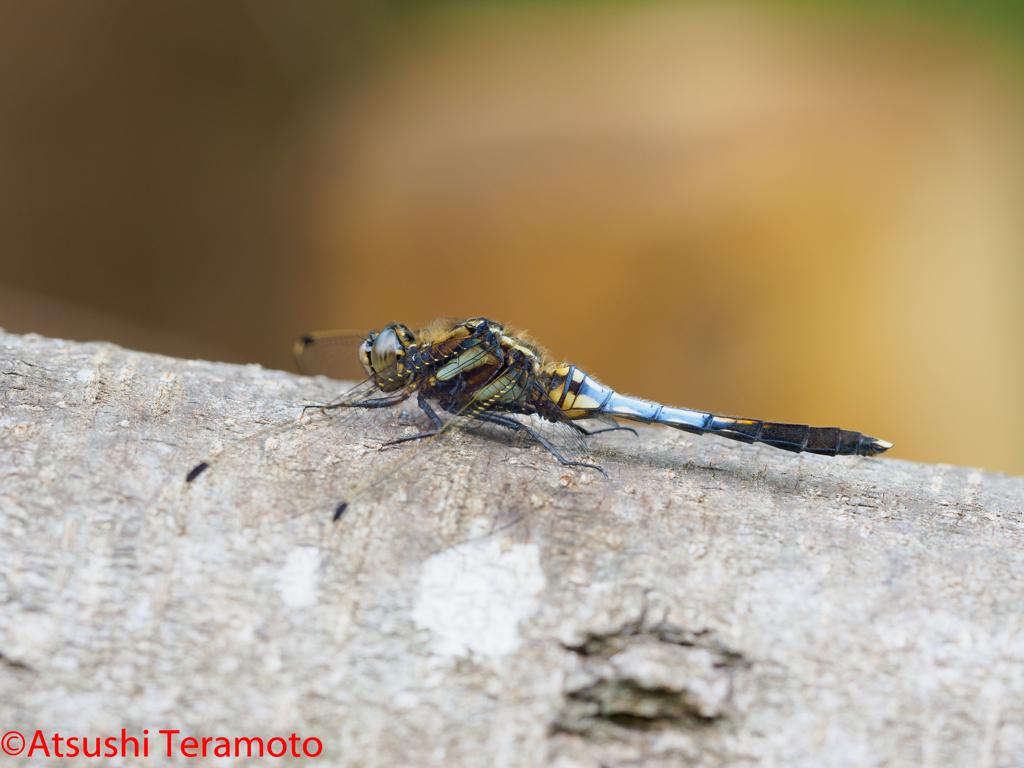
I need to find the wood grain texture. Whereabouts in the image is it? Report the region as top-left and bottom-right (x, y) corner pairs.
(1, 330), (1023, 767)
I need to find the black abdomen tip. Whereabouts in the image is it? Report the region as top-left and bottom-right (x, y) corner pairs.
(186, 461), (209, 482)
(333, 502), (348, 521)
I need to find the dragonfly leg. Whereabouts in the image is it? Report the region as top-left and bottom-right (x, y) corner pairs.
(572, 420), (638, 438)
(380, 393), (446, 447)
(306, 389), (413, 416)
(471, 412), (607, 477)
(417, 393), (447, 429)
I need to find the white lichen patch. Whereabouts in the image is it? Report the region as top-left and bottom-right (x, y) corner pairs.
(276, 546), (322, 608)
(412, 539), (546, 660)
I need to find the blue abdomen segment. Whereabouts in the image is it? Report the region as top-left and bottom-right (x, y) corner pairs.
(558, 369), (890, 457)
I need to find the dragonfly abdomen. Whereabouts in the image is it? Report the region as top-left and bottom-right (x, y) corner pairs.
(548, 365), (891, 458)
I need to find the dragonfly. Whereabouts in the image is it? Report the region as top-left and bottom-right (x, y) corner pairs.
(187, 317), (892, 519)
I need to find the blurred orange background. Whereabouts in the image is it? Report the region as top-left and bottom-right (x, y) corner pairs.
(1, 1), (1023, 474)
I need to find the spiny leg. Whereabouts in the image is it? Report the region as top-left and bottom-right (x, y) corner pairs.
(470, 412), (607, 477)
(303, 389), (413, 417)
(572, 420), (638, 438)
(380, 393), (446, 447)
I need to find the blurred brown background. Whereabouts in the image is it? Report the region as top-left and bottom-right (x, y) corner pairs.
(2, 1), (1023, 474)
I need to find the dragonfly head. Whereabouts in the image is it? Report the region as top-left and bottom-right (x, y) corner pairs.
(361, 323), (416, 391)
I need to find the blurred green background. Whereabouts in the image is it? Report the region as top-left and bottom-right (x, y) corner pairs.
(1, 1), (1023, 474)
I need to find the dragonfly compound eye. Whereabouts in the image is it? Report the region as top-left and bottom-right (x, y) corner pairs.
(369, 325), (413, 390)
(358, 336), (374, 376)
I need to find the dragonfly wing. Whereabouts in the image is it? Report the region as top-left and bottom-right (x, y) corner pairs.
(192, 323), (503, 504)
(481, 410), (592, 466)
(294, 330), (368, 381)
(332, 331), (515, 512)
(188, 344), (421, 482)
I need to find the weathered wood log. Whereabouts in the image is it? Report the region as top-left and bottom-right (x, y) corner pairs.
(1, 330), (1022, 766)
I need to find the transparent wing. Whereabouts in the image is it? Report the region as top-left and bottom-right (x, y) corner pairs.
(294, 330), (368, 381)
(187, 327), (509, 512)
(188, 324), (464, 482)
(505, 392), (641, 471)
(494, 408), (591, 464)
(184, 366), (421, 483)
(293, 320), (469, 380)
(332, 332), (517, 515)
(189, 324), (613, 519)
(442, 366), (608, 473)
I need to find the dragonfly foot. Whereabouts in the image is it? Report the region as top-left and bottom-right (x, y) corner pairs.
(381, 431), (439, 447)
(584, 425), (639, 438)
(563, 460), (608, 478)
